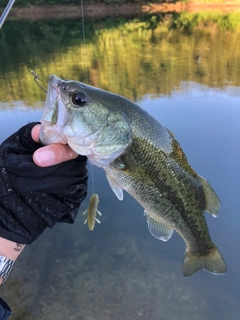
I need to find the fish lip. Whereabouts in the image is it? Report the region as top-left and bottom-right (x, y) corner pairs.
(48, 74), (61, 86)
(48, 75), (65, 96)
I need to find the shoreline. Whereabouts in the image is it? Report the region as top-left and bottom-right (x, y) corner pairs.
(1, 2), (240, 20)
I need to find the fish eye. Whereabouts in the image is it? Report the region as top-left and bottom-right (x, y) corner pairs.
(71, 92), (87, 107)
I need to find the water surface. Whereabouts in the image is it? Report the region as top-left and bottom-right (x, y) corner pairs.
(0, 13), (239, 320)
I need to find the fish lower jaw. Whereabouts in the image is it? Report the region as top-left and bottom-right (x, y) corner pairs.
(89, 155), (119, 168)
(66, 142), (110, 167)
(67, 141), (92, 156)
(67, 139), (126, 167)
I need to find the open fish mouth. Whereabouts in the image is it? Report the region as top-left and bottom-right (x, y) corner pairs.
(40, 75), (70, 145)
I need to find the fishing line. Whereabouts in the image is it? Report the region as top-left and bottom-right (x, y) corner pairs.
(80, 0), (88, 83)
(80, 0), (95, 195)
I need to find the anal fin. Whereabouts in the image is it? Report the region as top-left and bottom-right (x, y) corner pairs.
(198, 175), (221, 217)
(145, 210), (174, 242)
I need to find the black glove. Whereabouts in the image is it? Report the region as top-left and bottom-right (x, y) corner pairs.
(0, 122), (88, 244)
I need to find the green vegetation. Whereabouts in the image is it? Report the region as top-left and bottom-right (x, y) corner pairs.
(173, 11), (240, 31)
(1, 13), (240, 104)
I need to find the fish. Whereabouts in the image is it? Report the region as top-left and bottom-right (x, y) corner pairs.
(40, 74), (227, 277)
(83, 194), (102, 231)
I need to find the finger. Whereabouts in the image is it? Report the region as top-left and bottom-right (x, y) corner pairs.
(31, 124), (78, 166)
(31, 124), (41, 143)
(33, 144), (78, 167)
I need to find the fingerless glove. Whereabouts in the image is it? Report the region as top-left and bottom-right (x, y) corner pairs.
(0, 122), (88, 244)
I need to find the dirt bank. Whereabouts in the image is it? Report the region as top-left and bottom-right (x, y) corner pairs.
(144, 0), (240, 13)
(1, 1), (240, 21)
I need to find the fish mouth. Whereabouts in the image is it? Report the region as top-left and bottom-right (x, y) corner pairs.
(40, 75), (69, 145)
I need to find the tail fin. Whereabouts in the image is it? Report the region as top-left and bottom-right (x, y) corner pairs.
(182, 244), (227, 277)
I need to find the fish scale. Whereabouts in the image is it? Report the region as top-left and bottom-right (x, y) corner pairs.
(108, 136), (206, 237)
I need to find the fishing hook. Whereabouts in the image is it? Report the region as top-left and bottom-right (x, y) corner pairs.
(31, 70), (47, 93)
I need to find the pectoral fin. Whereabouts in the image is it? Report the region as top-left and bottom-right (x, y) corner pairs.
(198, 175), (221, 217)
(145, 210), (174, 242)
(105, 173), (123, 200)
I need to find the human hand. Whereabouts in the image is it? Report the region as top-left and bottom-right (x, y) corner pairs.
(31, 124), (78, 167)
(0, 122), (88, 244)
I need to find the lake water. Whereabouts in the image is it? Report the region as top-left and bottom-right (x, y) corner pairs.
(0, 11), (239, 320)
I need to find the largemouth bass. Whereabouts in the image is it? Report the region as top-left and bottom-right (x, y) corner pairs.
(83, 194), (102, 231)
(40, 74), (227, 276)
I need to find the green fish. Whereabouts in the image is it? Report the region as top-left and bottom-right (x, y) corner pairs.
(40, 75), (227, 277)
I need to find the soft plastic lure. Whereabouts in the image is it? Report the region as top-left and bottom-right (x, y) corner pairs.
(83, 194), (102, 231)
